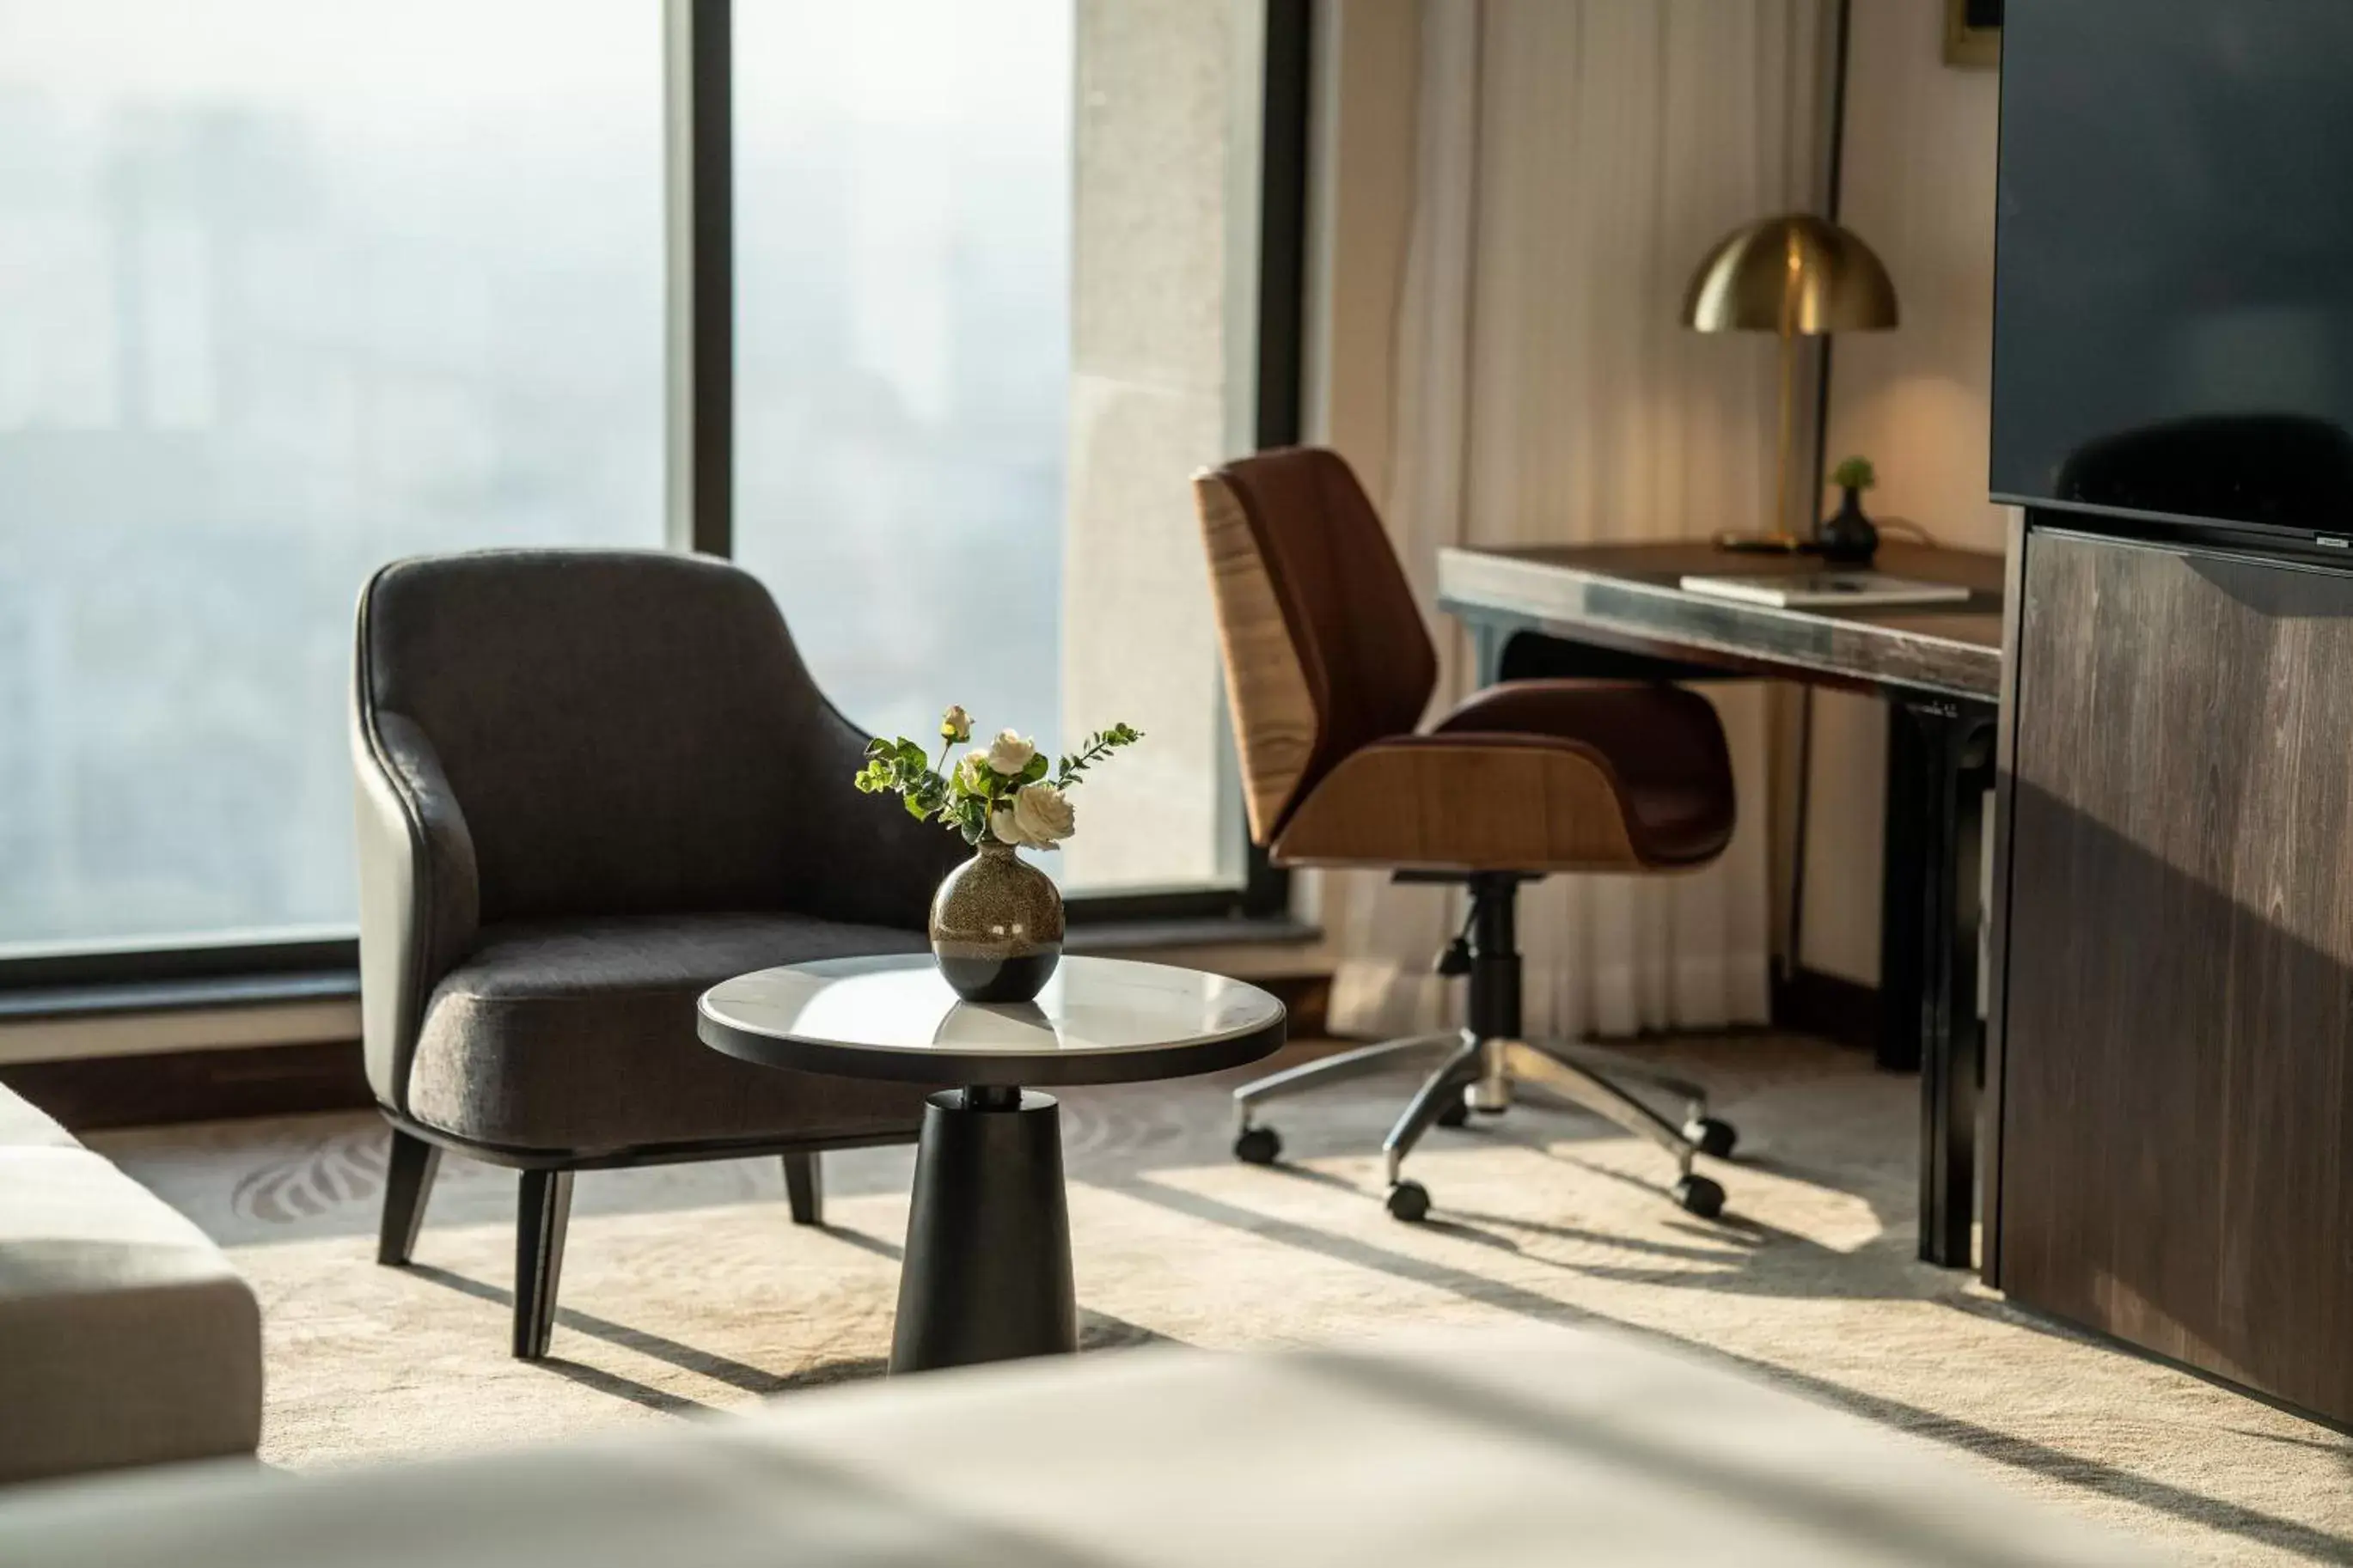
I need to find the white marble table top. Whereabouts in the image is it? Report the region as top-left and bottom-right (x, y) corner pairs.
(698, 955), (1287, 1087)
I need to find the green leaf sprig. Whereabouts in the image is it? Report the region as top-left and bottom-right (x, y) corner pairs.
(853, 709), (1143, 848)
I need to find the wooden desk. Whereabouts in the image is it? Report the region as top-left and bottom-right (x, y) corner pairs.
(1436, 540), (2002, 1268)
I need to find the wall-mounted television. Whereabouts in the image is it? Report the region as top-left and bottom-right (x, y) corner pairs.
(1991, 0), (2353, 536)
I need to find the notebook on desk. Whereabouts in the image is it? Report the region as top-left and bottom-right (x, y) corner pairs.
(1677, 570), (1974, 609)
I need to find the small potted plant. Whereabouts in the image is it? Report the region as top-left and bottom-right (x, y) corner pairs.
(855, 706), (1141, 1003)
(1819, 455), (1880, 564)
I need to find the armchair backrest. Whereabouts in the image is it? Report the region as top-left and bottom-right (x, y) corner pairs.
(354, 549), (868, 924)
(1194, 447), (1438, 844)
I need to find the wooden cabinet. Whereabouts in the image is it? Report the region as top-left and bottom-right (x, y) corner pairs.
(1997, 526), (2353, 1427)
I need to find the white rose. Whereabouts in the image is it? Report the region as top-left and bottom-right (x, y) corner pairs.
(987, 729), (1037, 776)
(939, 705), (973, 743)
(989, 807), (1034, 847)
(955, 750), (991, 793)
(1010, 781), (1075, 847)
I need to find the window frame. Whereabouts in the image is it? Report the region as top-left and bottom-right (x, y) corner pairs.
(0, 0), (1305, 998)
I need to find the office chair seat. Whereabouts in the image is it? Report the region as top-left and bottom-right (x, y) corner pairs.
(1274, 681), (1735, 873)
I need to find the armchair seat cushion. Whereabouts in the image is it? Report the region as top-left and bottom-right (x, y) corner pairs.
(407, 913), (941, 1156)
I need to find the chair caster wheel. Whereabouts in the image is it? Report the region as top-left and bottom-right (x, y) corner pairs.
(1233, 1126), (1282, 1165)
(1437, 1098), (1469, 1129)
(1674, 1174), (1726, 1219)
(1684, 1116), (1737, 1158)
(1386, 1181), (1432, 1222)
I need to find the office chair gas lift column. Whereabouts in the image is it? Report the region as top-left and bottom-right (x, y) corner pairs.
(1195, 448), (1739, 1221)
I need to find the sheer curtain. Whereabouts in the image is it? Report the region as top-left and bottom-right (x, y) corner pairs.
(1328, 0), (1831, 1040)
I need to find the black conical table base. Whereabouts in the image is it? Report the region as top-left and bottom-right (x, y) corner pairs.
(889, 1086), (1077, 1374)
(697, 956), (1288, 1373)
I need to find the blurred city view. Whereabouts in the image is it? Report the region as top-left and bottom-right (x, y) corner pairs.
(0, 2), (1071, 951)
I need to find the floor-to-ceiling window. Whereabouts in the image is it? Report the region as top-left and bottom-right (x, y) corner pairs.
(735, 0), (1274, 897)
(733, 0), (1071, 766)
(0, 1), (1293, 974)
(0, 3), (665, 955)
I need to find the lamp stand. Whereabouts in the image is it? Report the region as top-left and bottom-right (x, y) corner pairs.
(1714, 327), (1813, 555)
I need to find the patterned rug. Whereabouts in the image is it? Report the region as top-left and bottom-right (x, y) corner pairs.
(92, 1036), (2353, 1566)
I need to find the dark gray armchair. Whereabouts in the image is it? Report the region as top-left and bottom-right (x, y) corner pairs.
(351, 549), (963, 1358)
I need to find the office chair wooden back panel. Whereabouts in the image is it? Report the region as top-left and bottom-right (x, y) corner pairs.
(1196, 447), (1438, 843)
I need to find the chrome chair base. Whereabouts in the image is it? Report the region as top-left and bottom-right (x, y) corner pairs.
(1232, 1030), (1733, 1221)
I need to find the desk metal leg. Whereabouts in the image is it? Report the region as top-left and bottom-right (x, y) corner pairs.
(1878, 712), (1928, 1073)
(1898, 699), (1995, 1267)
(1470, 621), (1509, 687)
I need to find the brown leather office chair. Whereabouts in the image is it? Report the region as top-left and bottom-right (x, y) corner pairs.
(1196, 447), (1740, 1220)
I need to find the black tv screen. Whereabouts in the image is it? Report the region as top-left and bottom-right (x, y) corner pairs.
(1991, 0), (2353, 534)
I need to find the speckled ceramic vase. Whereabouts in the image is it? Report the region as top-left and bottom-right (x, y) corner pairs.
(930, 840), (1064, 1003)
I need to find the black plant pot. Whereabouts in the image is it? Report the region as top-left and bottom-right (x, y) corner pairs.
(1818, 485), (1879, 564)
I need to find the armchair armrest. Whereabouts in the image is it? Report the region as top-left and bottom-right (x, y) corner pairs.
(351, 706), (480, 1115)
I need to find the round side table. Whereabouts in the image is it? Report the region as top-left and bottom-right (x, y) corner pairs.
(697, 954), (1285, 1373)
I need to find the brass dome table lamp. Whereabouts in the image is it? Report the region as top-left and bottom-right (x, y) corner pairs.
(1682, 213), (1898, 552)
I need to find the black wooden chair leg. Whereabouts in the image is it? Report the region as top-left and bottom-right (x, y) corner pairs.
(783, 1151), (823, 1226)
(376, 1127), (442, 1266)
(513, 1170), (574, 1360)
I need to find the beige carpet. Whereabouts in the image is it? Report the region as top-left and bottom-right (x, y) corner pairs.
(94, 1036), (2351, 1566)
